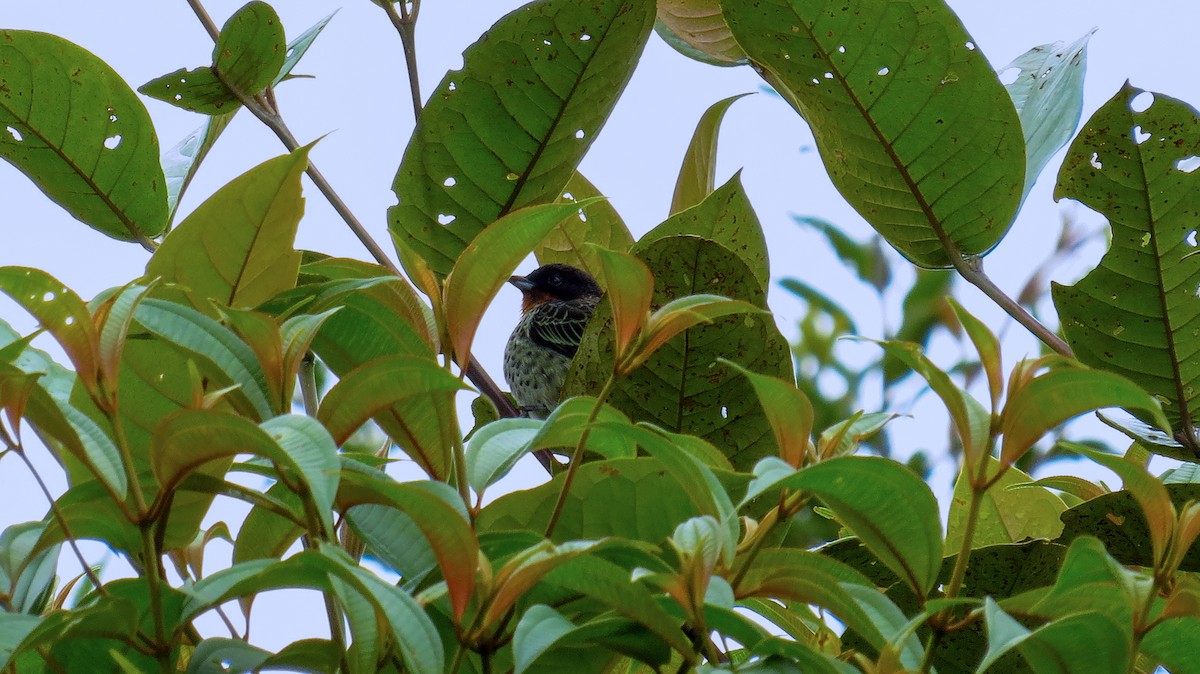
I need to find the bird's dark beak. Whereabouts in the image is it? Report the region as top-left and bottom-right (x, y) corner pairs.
(508, 275), (535, 293)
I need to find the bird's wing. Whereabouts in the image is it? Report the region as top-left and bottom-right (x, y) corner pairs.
(528, 298), (596, 359)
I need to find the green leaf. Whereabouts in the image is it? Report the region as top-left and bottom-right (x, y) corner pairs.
(152, 411), (338, 535)
(0, 268), (101, 400)
(162, 115), (235, 225)
(671, 94), (749, 214)
(187, 639), (270, 674)
(654, 0), (745, 66)
(756, 456), (942, 597)
(346, 503), (436, 583)
(316, 355), (467, 480)
(530, 396), (639, 461)
(1000, 364), (1169, 466)
(478, 457), (701, 544)
(948, 298), (1002, 412)
(627, 294), (764, 374)
(946, 457), (1066, 554)
(538, 172), (634, 270)
(724, 0), (1024, 267)
(513, 605), (584, 674)
(0, 523), (58, 615)
(95, 282), (157, 400)
(720, 359), (813, 467)
(884, 270), (954, 384)
(1002, 31), (1092, 203)
(568, 235), (791, 469)
(1051, 83), (1200, 443)
(466, 418), (542, 494)
(444, 200), (598, 365)
(1057, 484), (1200, 572)
(976, 598), (1031, 674)
(335, 462), (477, 620)
(642, 174), (770, 292)
(0, 30), (167, 241)
(147, 146), (309, 312)
(1142, 616), (1200, 674)
(1061, 443), (1175, 570)
(134, 298), (273, 419)
(140, 1), (285, 115)
(274, 12), (336, 88)
(0, 614), (42, 669)
(792, 216), (890, 293)
(389, 0), (656, 276)
(232, 480), (304, 564)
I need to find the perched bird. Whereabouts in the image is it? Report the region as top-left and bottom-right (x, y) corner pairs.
(503, 263), (602, 418)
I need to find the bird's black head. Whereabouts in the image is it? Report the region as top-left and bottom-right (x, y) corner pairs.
(509, 263), (601, 308)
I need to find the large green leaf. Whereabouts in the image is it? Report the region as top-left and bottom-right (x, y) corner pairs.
(147, 146), (308, 312)
(1051, 84), (1200, 447)
(723, 0), (1024, 267)
(0, 30), (167, 241)
(946, 458), (1066, 553)
(478, 457), (701, 543)
(567, 235), (789, 469)
(1058, 484), (1200, 572)
(389, 0), (656, 276)
(671, 95), (749, 214)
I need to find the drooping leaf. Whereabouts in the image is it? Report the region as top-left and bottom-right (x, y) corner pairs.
(134, 298), (273, 419)
(568, 235), (791, 470)
(147, 146), (309, 312)
(0, 268), (101, 401)
(444, 200), (598, 366)
(723, 0), (1025, 267)
(721, 360), (813, 467)
(389, 0), (656, 276)
(316, 355), (468, 480)
(671, 94), (749, 214)
(1051, 84), (1200, 447)
(1002, 31), (1092, 202)
(655, 0), (745, 66)
(538, 172), (634, 269)
(0, 30), (167, 241)
(753, 456), (942, 597)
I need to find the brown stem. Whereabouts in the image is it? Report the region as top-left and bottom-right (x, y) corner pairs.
(14, 449), (106, 593)
(184, 0), (547, 471)
(954, 255), (1074, 358)
(378, 1), (423, 120)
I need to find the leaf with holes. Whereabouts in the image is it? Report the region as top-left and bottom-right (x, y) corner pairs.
(147, 146), (308, 313)
(723, 0), (1024, 267)
(140, 1), (285, 114)
(538, 172), (634, 270)
(0, 31), (167, 241)
(1052, 84), (1200, 448)
(389, 0), (656, 276)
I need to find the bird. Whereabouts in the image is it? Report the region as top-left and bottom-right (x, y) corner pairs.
(503, 263), (602, 418)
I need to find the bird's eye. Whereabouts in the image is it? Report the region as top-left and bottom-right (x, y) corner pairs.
(549, 274), (563, 286)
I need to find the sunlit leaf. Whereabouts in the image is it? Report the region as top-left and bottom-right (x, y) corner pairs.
(147, 146), (309, 312)
(0, 268), (100, 400)
(0, 30), (167, 241)
(539, 172), (634, 270)
(946, 457), (1066, 553)
(655, 0), (745, 66)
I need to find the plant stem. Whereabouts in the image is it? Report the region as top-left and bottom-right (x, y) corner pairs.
(944, 487), (984, 601)
(139, 526), (170, 670)
(952, 255), (1073, 358)
(378, 0), (423, 120)
(544, 376), (618, 537)
(14, 449), (106, 593)
(186, 0), (530, 438)
(299, 352), (320, 416)
(113, 415), (148, 517)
